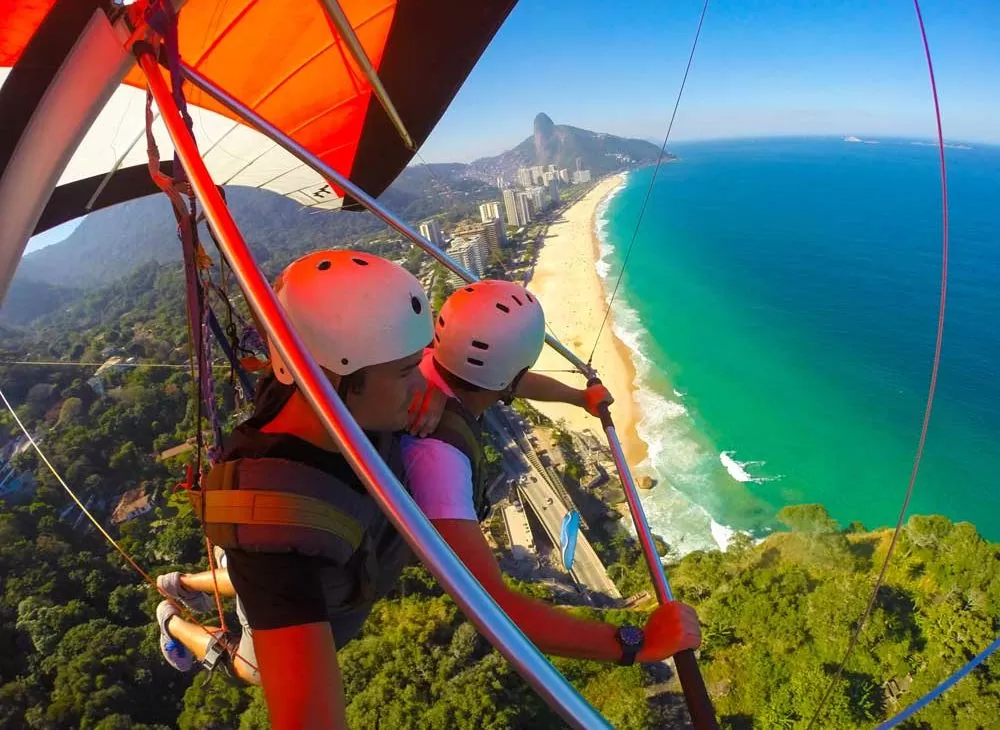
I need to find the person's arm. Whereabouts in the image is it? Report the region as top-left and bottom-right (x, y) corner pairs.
(516, 371), (613, 417)
(226, 551), (346, 729)
(431, 518), (700, 663)
(433, 518), (621, 660)
(408, 371), (614, 436)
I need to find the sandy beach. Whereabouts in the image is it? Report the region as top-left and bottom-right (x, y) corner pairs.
(528, 175), (648, 468)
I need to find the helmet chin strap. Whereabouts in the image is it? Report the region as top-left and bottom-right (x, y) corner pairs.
(336, 371), (357, 406)
(501, 368), (529, 405)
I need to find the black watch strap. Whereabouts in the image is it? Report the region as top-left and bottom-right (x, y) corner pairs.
(615, 625), (644, 666)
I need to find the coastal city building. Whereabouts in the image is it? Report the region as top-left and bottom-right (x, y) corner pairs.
(504, 188), (533, 227)
(516, 168), (533, 188)
(558, 168), (570, 183)
(527, 186), (545, 211)
(502, 188), (521, 227)
(515, 191), (534, 225)
(572, 169), (592, 184)
(418, 219), (444, 247)
(548, 179), (560, 204)
(447, 234), (489, 285)
(481, 217), (507, 253)
(111, 486), (155, 524)
(479, 201), (502, 223)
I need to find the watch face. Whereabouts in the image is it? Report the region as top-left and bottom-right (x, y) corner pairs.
(618, 625), (643, 647)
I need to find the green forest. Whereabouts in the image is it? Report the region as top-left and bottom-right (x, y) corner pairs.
(1, 259), (998, 729)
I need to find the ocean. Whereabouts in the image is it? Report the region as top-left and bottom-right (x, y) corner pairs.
(594, 137), (1000, 553)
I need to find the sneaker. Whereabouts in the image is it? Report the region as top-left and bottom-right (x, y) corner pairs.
(157, 600), (194, 672)
(157, 571), (215, 614)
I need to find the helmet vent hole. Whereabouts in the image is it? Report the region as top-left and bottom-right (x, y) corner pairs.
(317, 260), (331, 271)
(352, 257), (369, 266)
(341, 358), (349, 366)
(471, 340), (490, 350)
(464, 287), (474, 293)
(438, 315), (445, 327)
(511, 295), (522, 306)
(411, 296), (422, 314)
(435, 333), (441, 343)
(496, 303), (510, 313)
(467, 357), (484, 367)
(526, 292), (534, 303)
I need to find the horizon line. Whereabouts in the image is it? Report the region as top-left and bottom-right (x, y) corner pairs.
(416, 132), (998, 166)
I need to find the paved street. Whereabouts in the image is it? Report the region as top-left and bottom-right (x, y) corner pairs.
(485, 409), (620, 599)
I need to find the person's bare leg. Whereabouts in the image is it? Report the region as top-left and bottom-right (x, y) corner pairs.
(180, 568), (236, 596)
(166, 614), (216, 661)
(165, 613), (260, 685)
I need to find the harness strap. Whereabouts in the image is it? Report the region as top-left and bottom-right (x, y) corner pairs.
(433, 403), (488, 519)
(191, 457), (367, 554)
(201, 630), (233, 677)
(196, 490), (364, 551)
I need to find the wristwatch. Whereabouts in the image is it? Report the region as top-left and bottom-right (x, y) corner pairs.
(615, 625), (645, 666)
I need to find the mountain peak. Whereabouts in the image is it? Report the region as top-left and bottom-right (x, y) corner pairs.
(533, 112), (555, 136)
(471, 114), (669, 182)
(533, 113), (559, 165)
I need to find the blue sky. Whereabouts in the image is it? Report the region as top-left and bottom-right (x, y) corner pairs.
(419, 0), (1000, 162)
(23, 0), (998, 252)
(25, 218), (84, 254)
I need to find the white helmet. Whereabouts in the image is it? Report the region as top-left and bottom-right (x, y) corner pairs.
(268, 250), (432, 384)
(433, 280), (545, 391)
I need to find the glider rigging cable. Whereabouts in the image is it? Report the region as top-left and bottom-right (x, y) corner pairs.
(805, 0), (950, 725)
(0, 384), (257, 672)
(587, 0), (710, 366)
(875, 636), (1000, 730)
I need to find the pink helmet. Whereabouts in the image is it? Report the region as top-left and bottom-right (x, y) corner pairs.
(433, 280), (545, 391)
(268, 250), (432, 384)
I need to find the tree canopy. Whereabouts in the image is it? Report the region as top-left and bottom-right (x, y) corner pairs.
(0, 247), (996, 729)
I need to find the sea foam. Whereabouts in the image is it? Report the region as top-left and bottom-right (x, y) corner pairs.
(592, 177), (736, 554)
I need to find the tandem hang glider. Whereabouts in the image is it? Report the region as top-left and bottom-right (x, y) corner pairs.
(0, 2), (719, 728)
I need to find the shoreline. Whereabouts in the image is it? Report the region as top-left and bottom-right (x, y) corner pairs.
(528, 174), (649, 470)
(529, 173), (735, 555)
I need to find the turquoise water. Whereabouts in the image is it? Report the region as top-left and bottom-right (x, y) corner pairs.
(595, 137), (1000, 550)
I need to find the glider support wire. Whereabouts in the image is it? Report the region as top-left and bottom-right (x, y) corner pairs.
(805, 0), (950, 725)
(143, 50), (610, 730)
(875, 636), (1000, 730)
(587, 0), (710, 366)
(0, 384), (258, 673)
(318, 0), (415, 150)
(85, 110), (160, 212)
(181, 57), (718, 730)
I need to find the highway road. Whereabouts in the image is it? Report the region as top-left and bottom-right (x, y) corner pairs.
(485, 409), (620, 599)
